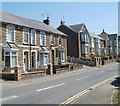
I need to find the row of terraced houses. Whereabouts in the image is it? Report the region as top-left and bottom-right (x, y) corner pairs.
(0, 11), (119, 75)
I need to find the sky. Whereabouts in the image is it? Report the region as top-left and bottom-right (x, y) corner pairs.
(1, 2), (118, 34)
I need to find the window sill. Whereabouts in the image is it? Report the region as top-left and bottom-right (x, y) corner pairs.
(30, 44), (36, 46)
(23, 43), (29, 45)
(7, 41), (14, 43)
(50, 43), (54, 46)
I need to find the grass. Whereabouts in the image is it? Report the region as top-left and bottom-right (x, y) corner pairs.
(112, 88), (120, 105)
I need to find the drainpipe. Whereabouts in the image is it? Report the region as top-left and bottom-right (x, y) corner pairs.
(29, 30), (31, 72)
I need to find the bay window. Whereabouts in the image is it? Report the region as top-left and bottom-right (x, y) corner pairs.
(40, 32), (46, 46)
(85, 46), (88, 54)
(7, 27), (14, 42)
(58, 51), (65, 62)
(4, 51), (18, 68)
(40, 53), (48, 65)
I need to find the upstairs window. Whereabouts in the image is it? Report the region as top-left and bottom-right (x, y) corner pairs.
(31, 30), (36, 45)
(50, 35), (54, 44)
(58, 36), (62, 45)
(7, 27), (14, 42)
(40, 32), (46, 46)
(81, 33), (85, 42)
(24, 30), (29, 43)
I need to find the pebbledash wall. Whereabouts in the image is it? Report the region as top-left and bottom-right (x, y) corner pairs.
(1, 21), (67, 73)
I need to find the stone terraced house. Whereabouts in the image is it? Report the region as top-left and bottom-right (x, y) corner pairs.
(0, 11), (67, 74)
(57, 23), (90, 58)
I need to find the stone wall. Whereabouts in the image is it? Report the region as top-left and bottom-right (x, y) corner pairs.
(67, 56), (96, 66)
(56, 63), (83, 74)
(21, 71), (46, 80)
(1, 67), (46, 80)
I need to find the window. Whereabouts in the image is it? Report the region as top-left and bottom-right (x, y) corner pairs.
(12, 52), (17, 67)
(81, 44), (85, 54)
(85, 34), (88, 42)
(31, 30), (36, 44)
(4, 52), (17, 68)
(50, 35), (54, 44)
(58, 51), (65, 62)
(81, 33), (85, 42)
(7, 27), (14, 42)
(5, 52), (10, 67)
(31, 52), (36, 68)
(40, 53), (48, 65)
(58, 36), (62, 45)
(24, 30), (29, 43)
(96, 48), (100, 54)
(85, 46), (88, 54)
(40, 32), (46, 46)
(90, 48), (94, 54)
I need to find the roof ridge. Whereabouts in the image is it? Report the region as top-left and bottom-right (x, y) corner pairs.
(1, 11), (43, 24)
(61, 24), (77, 33)
(1, 11), (66, 36)
(69, 23), (84, 26)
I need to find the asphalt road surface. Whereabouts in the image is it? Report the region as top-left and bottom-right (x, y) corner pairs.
(1, 62), (118, 104)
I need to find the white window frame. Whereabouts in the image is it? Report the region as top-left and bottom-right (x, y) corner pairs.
(85, 46), (88, 55)
(39, 53), (49, 66)
(81, 33), (85, 42)
(31, 30), (36, 45)
(31, 50), (37, 68)
(40, 31), (46, 46)
(7, 27), (14, 42)
(50, 35), (54, 45)
(4, 51), (18, 68)
(58, 51), (65, 62)
(58, 36), (62, 45)
(23, 29), (29, 44)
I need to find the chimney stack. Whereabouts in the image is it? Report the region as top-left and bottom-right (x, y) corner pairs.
(103, 29), (104, 32)
(60, 20), (65, 25)
(43, 17), (50, 25)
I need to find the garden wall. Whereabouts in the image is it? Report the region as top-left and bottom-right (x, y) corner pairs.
(67, 56), (96, 66)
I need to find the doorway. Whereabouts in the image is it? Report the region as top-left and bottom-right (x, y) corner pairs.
(24, 52), (28, 72)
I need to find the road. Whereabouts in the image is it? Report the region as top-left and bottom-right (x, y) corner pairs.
(2, 62), (118, 104)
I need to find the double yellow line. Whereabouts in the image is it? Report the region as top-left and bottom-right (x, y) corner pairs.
(59, 75), (117, 105)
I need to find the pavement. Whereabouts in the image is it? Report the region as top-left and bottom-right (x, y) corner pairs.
(72, 77), (117, 104)
(1, 62), (119, 105)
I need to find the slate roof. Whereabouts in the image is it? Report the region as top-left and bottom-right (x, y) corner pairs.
(69, 24), (84, 33)
(108, 34), (117, 40)
(89, 32), (104, 40)
(39, 46), (49, 53)
(98, 31), (109, 40)
(0, 11), (66, 36)
(3, 42), (19, 49)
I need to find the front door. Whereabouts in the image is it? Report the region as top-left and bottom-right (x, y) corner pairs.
(24, 52), (28, 72)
